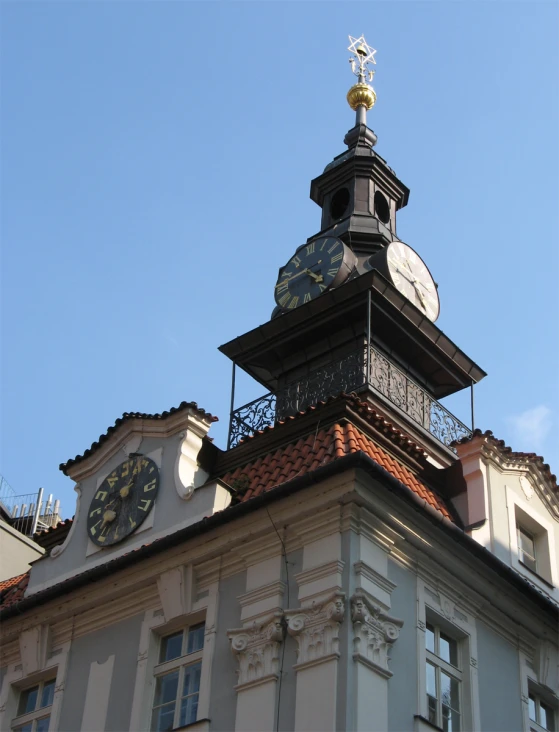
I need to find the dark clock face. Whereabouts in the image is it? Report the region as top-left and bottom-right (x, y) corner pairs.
(87, 455), (160, 547)
(274, 236), (353, 310)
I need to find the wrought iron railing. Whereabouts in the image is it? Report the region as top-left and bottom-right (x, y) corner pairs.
(228, 346), (471, 450)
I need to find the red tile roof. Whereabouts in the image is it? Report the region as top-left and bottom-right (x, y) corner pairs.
(223, 421), (453, 521)
(0, 571), (30, 609)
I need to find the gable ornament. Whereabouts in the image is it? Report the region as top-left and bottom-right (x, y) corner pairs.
(351, 590), (403, 678)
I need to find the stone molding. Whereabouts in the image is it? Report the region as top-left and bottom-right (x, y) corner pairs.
(285, 591), (345, 669)
(350, 590), (403, 678)
(228, 611), (285, 690)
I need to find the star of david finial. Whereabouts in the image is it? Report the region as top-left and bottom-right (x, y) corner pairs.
(348, 34), (376, 82)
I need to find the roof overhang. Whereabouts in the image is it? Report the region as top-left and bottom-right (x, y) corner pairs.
(219, 270), (486, 399)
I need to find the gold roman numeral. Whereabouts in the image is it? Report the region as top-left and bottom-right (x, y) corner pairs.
(327, 268), (338, 277)
(306, 242), (315, 255)
(279, 293), (290, 307)
(331, 253), (343, 263)
(303, 293), (311, 303)
(275, 280), (289, 293)
(291, 255), (302, 268)
(319, 284), (327, 292)
(320, 238), (330, 251)
(328, 243), (338, 254)
(288, 296), (299, 309)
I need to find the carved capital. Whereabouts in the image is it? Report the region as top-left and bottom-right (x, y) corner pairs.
(228, 612), (285, 689)
(350, 590), (403, 677)
(285, 591), (345, 668)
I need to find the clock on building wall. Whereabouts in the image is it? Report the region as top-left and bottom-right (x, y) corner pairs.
(87, 455), (160, 547)
(370, 240), (440, 322)
(274, 236), (356, 310)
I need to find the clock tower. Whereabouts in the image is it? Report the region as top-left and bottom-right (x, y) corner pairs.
(219, 36), (486, 467)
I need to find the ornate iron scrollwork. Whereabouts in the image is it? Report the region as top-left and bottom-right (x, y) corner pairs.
(228, 393), (276, 449)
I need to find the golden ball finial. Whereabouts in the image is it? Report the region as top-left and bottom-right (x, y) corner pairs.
(346, 82), (376, 111)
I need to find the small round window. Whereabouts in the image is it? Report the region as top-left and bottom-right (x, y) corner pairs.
(374, 191), (390, 224)
(330, 188), (350, 220)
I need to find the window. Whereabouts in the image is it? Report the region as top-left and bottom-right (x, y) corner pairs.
(517, 526), (537, 573)
(12, 678), (55, 732)
(425, 623), (462, 731)
(151, 623), (205, 731)
(529, 692), (556, 732)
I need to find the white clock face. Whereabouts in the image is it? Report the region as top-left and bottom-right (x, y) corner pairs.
(386, 241), (440, 321)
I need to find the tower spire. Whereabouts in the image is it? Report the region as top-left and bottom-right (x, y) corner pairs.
(347, 35), (377, 127)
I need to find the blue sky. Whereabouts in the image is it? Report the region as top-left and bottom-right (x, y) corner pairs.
(1, 2), (558, 519)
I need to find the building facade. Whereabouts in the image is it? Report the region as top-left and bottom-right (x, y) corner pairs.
(1, 36), (557, 732)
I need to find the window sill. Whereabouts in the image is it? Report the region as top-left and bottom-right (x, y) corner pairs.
(519, 561), (554, 589)
(175, 718), (210, 732)
(414, 714), (444, 732)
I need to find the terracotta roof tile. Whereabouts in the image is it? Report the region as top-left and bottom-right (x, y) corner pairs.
(0, 571), (30, 609)
(223, 421), (453, 521)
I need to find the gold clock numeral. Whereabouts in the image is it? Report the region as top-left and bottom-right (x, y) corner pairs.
(318, 284), (327, 292)
(291, 255), (302, 268)
(129, 516), (137, 529)
(107, 474), (118, 488)
(279, 293), (290, 307)
(90, 519), (102, 535)
(330, 253), (343, 263)
(327, 268), (338, 277)
(95, 490), (108, 502)
(306, 242), (315, 255)
(320, 238), (330, 251)
(276, 280), (289, 293)
(120, 461), (131, 477)
(138, 499), (152, 512)
(89, 507), (102, 517)
(144, 479), (157, 492)
(328, 243), (338, 254)
(303, 293), (311, 303)
(288, 296), (299, 309)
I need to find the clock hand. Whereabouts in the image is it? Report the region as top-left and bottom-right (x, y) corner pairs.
(275, 269), (309, 286)
(413, 283), (427, 310)
(305, 269), (324, 283)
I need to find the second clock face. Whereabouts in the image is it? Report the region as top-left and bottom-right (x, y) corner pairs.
(274, 236), (353, 310)
(386, 241), (440, 322)
(87, 455), (160, 547)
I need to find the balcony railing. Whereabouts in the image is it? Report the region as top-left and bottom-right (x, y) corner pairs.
(228, 346), (472, 450)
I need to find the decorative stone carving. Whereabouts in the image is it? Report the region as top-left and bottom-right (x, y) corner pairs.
(228, 612), (285, 689)
(351, 590), (403, 678)
(285, 591), (345, 668)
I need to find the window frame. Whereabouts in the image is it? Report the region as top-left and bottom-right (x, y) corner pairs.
(527, 686), (557, 732)
(151, 624), (205, 731)
(417, 581), (480, 732)
(517, 525), (538, 573)
(425, 622), (463, 731)
(10, 677), (56, 732)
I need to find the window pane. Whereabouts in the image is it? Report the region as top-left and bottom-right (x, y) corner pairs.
(154, 671), (179, 706)
(160, 632), (183, 663)
(529, 694), (537, 721)
(40, 680), (56, 708)
(540, 701), (555, 731)
(440, 632), (459, 667)
(427, 695), (437, 725)
(183, 662), (202, 696)
(518, 528), (535, 557)
(18, 685), (39, 715)
(13, 724), (33, 732)
(426, 662), (437, 698)
(151, 701), (175, 732)
(442, 705), (461, 732)
(36, 716), (51, 732)
(426, 624), (435, 653)
(187, 623), (205, 654)
(441, 671), (460, 712)
(179, 693), (199, 727)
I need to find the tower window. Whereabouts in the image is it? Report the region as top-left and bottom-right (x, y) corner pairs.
(330, 187), (350, 219)
(374, 191), (390, 224)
